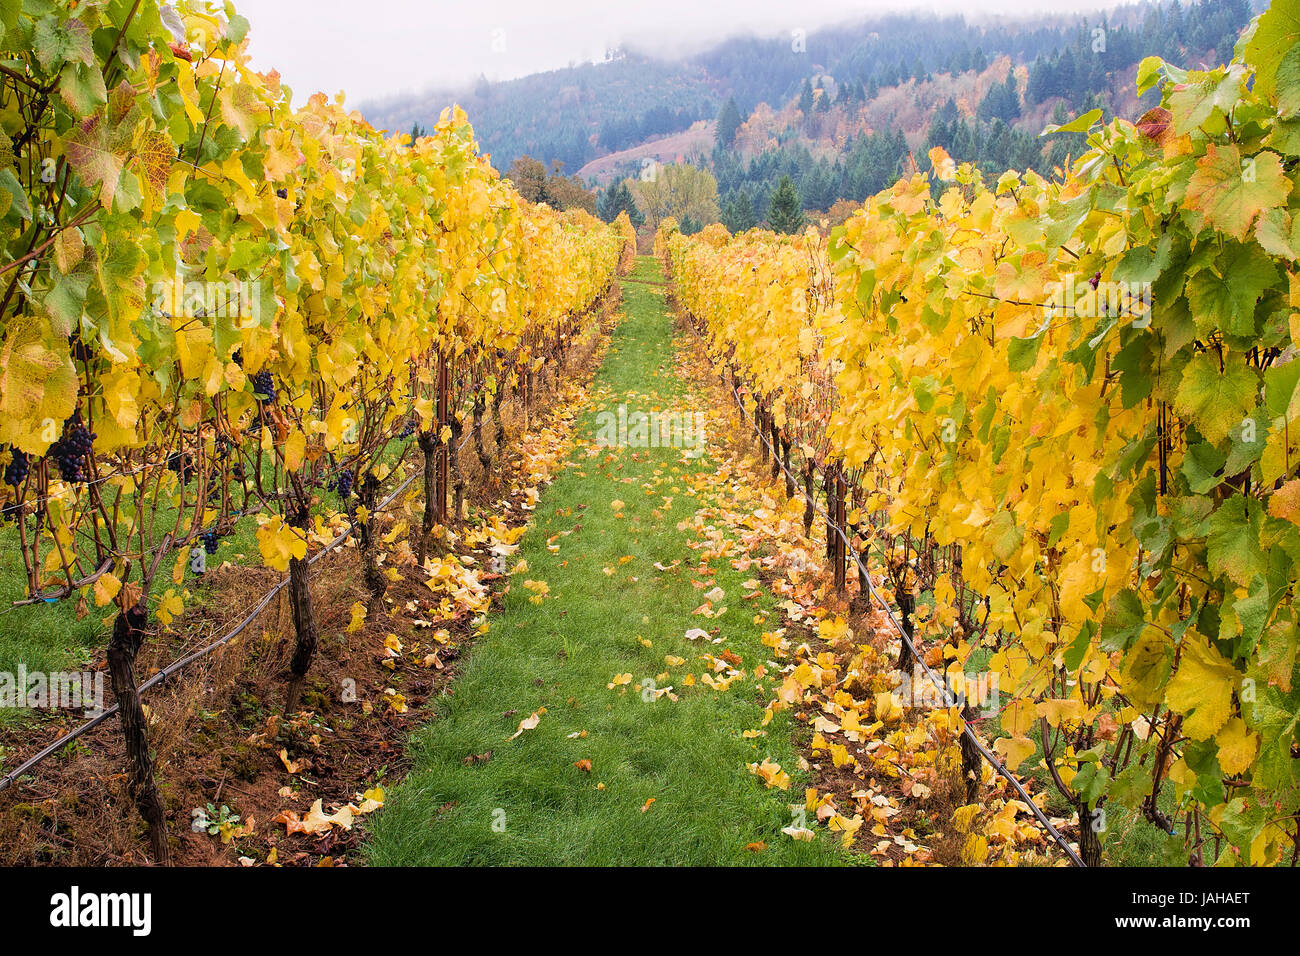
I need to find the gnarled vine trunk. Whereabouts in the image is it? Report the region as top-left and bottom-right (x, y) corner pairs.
(107, 601), (172, 865)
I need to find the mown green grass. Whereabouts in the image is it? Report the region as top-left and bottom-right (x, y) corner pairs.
(365, 258), (847, 865)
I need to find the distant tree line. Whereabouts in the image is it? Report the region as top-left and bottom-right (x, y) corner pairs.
(504, 156), (598, 215)
(1025, 0), (1253, 111)
(712, 126), (911, 222)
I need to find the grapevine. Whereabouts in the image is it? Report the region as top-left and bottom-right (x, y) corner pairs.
(663, 4), (1300, 866)
(0, 0), (620, 864)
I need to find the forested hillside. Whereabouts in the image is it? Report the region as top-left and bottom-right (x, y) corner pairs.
(363, 0), (1257, 205)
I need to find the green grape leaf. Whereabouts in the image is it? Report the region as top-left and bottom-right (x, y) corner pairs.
(1182, 441), (1226, 494)
(1204, 494), (1267, 588)
(1245, 0), (1300, 105)
(59, 61), (106, 118)
(1041, 108), (1101, 136)
(33, 15), (94, 71)
(1248, 684), (1300, 789)
(1222, 577), (1269, 657)
(1174, 351), (1259, 445)
(1276, 44), (1300, 117)
(1185, 241), (1278, 338)
(1006, 333), (1041, 373)
(1168, 68), (1244, 136)
(1100, 588), (1145, 652)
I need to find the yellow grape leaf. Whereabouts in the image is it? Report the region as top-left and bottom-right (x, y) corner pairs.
(157, 588), (184, 626)
(0, 320), (79, 454)
(283, 431), (306, 472)
(93, 572), (122, 607)
(256, 515), (308, 572)
(993, 735), (1037, 771)
(1215, 717), (1258, 776)
(961, 832), (990, 865)
(953, 804), (981, 833)
(1002, 697), (1036, 737)
(1166, 634), (1237, 740)
(1037, 697), (1086, 727)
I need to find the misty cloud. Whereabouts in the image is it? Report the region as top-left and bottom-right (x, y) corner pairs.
(234, 0), (1116, 106)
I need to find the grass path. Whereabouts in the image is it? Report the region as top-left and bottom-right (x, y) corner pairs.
(365, 258), (843, 865)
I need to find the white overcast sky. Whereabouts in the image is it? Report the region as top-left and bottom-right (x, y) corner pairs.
(233, 0), (1115, 107)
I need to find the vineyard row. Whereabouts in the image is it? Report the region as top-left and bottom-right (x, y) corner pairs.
(661, 6), (1300, 867)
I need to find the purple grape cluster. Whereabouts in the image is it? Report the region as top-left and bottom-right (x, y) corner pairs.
(49, 415), (96, 483)
(202, 531), (219, 555)
(168, 451), (196, 483)
(398, 417), (416, 438)
(69, 333), (94, 363)
(330, 469), (354, 499)
(251, 370), (276, 403)
(4, 448), (29, 486)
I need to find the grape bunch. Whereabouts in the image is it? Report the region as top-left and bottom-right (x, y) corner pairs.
(398, 417), (416, 438)
(330, 469), (354, 499)
(251, 370), (276, 403)
(68, 333), (94, 363)
(168, 451), (196, 483)
(49, 414), (96, 483)
(4, 448), (29, 486)
(202, 531), (219, 555)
